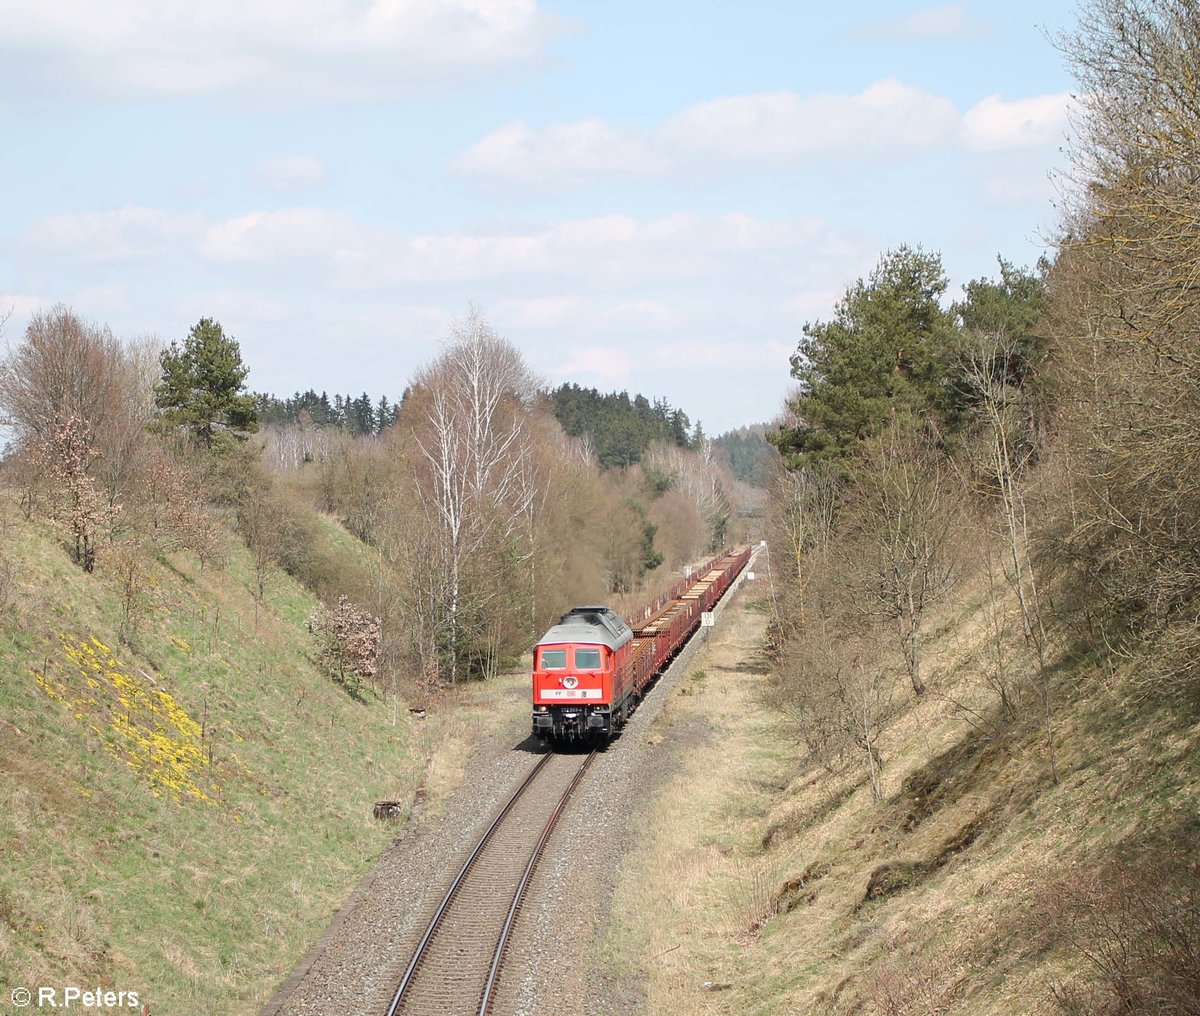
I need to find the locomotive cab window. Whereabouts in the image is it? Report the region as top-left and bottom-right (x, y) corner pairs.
(574, 648), (602, 670)
(539, 649), (567, 670)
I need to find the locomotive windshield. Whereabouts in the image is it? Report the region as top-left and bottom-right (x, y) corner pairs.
(575, 648), (602, 670)
(540, 649), (567, 669)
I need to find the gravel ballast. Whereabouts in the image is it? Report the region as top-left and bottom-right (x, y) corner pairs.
(261, 550), (763, 1016)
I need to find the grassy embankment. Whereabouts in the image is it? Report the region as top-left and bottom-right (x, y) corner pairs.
(0, 496), (505, 1014)
(606, 570), (1200, 1014)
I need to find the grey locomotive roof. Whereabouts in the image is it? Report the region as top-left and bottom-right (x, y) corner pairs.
(536, 605), (633, 651)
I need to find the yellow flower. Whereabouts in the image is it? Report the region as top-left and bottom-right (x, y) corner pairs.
(35, 633), (236, 805)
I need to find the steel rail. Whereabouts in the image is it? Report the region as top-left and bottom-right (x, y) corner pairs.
(384, 749), (556, 1016)
(385, 551), (751, 1015)
(476, 750), (597, 1016)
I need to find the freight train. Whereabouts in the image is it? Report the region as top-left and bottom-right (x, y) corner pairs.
(530, 546), (752, 743)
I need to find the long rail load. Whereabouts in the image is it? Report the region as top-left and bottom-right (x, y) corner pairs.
(530, 546), (752, 743)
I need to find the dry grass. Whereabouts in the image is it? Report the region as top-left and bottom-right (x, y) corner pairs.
(607, 594), (791, 1014)
(605, 562), (1200, 1015)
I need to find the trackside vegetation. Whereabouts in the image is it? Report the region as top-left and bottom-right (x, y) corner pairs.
(0, 299), (746, 1013)
(745, 1), (1200, 1011)
(0, 504), (419, 1013)
(3, 2), (1196, 1012)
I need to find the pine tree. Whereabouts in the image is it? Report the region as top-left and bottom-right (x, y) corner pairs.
(156, 318), (257, 448)
(773, 245), (956, 471)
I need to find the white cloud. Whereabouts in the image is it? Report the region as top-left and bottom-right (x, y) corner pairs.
(453, 119), (664, 187)
(23, 207), (204, 261)
(662, 79), (960, 163)
(455, 79), (1067, 188)
(552, 346), (635, 384)
(849, 5), (988, 43)
(0, 0), (568, 101)
(197, 208), (375, 264)
(492, 295), (584, 329)
(962, 93), (1072, 152)
(13, 206), (876, 369)
(251, 155), (328, 193)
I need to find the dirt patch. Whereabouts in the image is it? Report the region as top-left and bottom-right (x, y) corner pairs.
(771, 859), (832, 913)
(859, 811), (988, 906)
(892, 726), (1009, 830)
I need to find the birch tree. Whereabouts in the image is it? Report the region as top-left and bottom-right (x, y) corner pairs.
(641, 439), (735, 550)
(408, 311), (540, 684)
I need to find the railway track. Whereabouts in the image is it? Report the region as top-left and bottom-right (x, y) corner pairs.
(385, 749), (596, 1016)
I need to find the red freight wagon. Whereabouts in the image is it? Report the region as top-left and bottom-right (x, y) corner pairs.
(531, 547), (752, 744)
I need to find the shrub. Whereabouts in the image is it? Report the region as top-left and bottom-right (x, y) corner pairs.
(308, 596), (381, 696)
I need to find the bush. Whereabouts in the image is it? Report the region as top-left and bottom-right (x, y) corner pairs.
(308, 596), (381, 696)
(1034, 850), (1200, 1015)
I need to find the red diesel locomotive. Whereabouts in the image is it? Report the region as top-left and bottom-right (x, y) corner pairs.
(531, 546), (752, 743)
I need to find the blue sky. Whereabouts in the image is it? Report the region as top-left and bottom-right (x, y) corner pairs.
(0, 1), (1079, 435)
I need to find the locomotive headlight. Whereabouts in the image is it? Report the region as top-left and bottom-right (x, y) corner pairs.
(563, 676), (579, 689)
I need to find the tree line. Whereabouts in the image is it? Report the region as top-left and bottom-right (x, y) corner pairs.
(253, 388), (401, 437)
(549, 383), (700, 469)
(764, 0), (1200, 917)
(0, 304), (740, 699)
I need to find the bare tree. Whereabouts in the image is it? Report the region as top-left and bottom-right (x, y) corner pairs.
(111, 541), (152, 646)
(1061, 0), (1200, 352)
(237, 483), (285, 629)
(769, 464), (839, 587)
(961, 336), (1059, 773)
(97, 334), (161, 518)
(769, 590), (899, 801)
(139, 449), (219, 566)
(262, 413), (334, 472)
(962, 337), (1048, 661)
(842, 419), (963, 696)
(0, 308), (157, 526)
(642, 439), (736, 551)
(0, 306), (125, 441)
(1046, 0), (1200, 686)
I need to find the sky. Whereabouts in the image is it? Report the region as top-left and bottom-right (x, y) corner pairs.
(0, 1), (1081, 436)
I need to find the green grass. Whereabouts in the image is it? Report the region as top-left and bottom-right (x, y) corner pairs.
(0, 502), (419, 1013)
